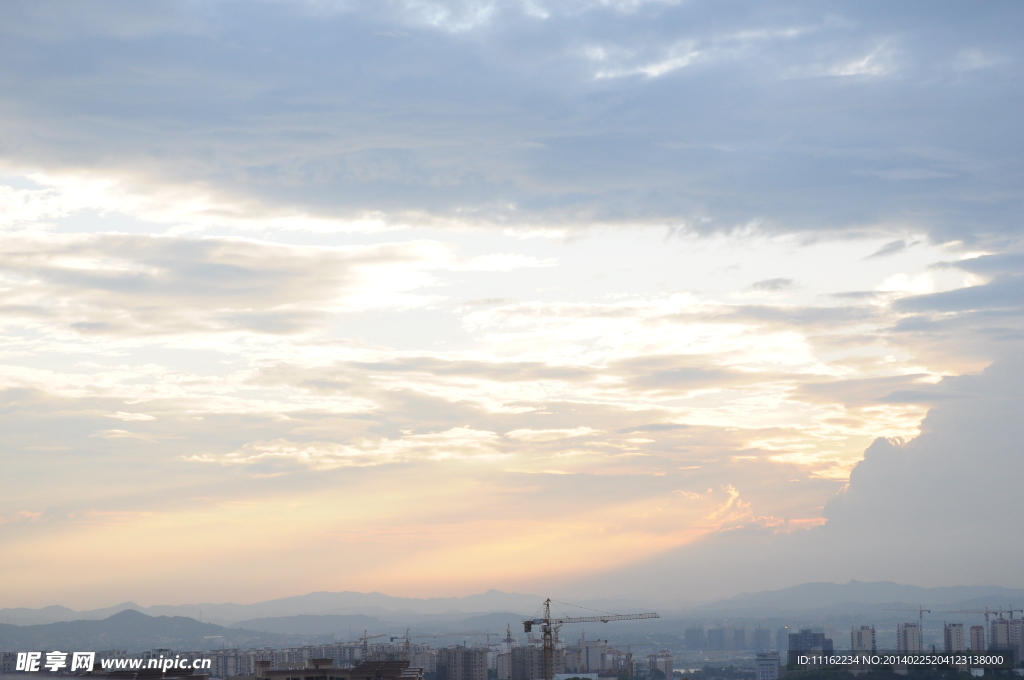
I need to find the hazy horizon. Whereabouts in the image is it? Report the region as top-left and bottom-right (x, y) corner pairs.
(1, 1), (1022, 610)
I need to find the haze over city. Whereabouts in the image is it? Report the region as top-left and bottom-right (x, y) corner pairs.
(1, 0), (1022, 613)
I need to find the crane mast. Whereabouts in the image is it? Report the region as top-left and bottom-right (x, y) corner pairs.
(522, 599), (659, 680)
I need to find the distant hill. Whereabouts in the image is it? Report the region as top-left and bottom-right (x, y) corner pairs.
(0, 610), (285, 653)
(231, 614), (382, 636)
(692, 581), (1024, 616)
(5, 583), (1024, 632)
(0, 590), (543, 626)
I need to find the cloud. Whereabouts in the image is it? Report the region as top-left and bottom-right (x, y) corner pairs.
(505, 427), (600, 442)
(865, 239), (908, 259)
(1, 0), (1022, 606)
(0, 232), (512, 336)
(0, 1), (1019, 239)
(192, 427), (506, 470)
(573, 359), (1024, 598)
(107, 411), (156, 421)
(751, 277), (794, 291)
(893, 275), (1024, 313)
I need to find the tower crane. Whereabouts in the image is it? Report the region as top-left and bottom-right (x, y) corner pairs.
(940, 607), (999, 627)
(391, 631), (497, 660)
(885, 605), (931, 645)
(523, 599), (659, 680)
(939, 607), (1022, 650)
(358, 631), (389, 657)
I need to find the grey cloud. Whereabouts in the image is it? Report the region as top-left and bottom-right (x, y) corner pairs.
(830, 290), (883, 299)
(751, 277), (794, 291)
(796, 373), (954, 407)
(0, 233), (441, 335)
(617, 423), (689, 434)
(610, 356), (778, 393)
(709, 303), (878, 327)
(893, 274), (1024, 313)
(865, 239), (908, 259)
(0, 1), (1020, 239)
(942, 252), (1024, 275)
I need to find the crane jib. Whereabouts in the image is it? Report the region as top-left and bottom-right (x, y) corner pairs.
(521, 600), (660, 680)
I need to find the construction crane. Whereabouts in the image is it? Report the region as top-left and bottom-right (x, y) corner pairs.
(939, 607), (1023, 626)
(938, 607), (1022, 650)
(391, 630), (496, 659)
(885, 605), (931, 641)
(523, 599), (659, 680)
(605, 643), (651, 680)
(358, 631), (389, 657)
(940, 607), (997, 628)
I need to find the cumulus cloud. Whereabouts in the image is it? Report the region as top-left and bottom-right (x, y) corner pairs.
(574, 359), (1024, 598)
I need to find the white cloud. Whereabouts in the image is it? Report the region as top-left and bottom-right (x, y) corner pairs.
(193, 427), (506, 470)
(505, 427), (601, 441)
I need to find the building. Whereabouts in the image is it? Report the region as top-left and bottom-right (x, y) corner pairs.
(733, 629), (747, 651)
(753, 629), (771, 653)
(944, 624), (965, 653)
(578, 640), (607, 673)
(896, 624), (922, 653)
(437, 647), (488, 680)
(496, 654), (512, 680)
(754, 653), (780, 680)
(788, 630), (833, 653)
(970, 626), (986, 652)
(646, 652), (672, 680)
(252, 659), (414, 680)
(684, 628), (706, 651)
(851, 626), (876, 653)
(410, 649), (436, 675)
(1, 652), (18, 674)
(707, 628), (726, 652)
(775, 628), (789, 652)
(788, 630), (833, 667)
(604, 648), (628, 675)
(509, 645), (563, 680)
(988, 617), (1022, 652)
(1011, 618), (1024, 656)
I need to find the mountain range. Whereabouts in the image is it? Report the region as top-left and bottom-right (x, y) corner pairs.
(3, 582), (1023, 631)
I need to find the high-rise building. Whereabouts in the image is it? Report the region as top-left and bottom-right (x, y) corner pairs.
(733, 628), (747, 651)
(497, 654), (512, 680)
(754, 653), (780, 680)
(851, 626), (876, 653)
(579, 640), (607, 673)
(509, 646), (563, 680)
(896, 624), (922, 653)
(646, 652), (672, 679)
(789, 630), (833, 653)
(944, 623), (965, 653)
(684, 628), (706, 651)
(970, 626), (986, 652)
(987, 618), (1011, 651)
(775, 628), (789, 652)
(1010, 618), (1024, 656)
(437, 647), (488, 680)
(707, 629), (726, 652)
(753, 629), (772, 653)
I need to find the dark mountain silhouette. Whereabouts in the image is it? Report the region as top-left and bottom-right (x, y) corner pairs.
(0, 610), (284, 653)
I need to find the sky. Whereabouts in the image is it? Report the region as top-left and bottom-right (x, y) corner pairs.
(1, 0), (1023, 609)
